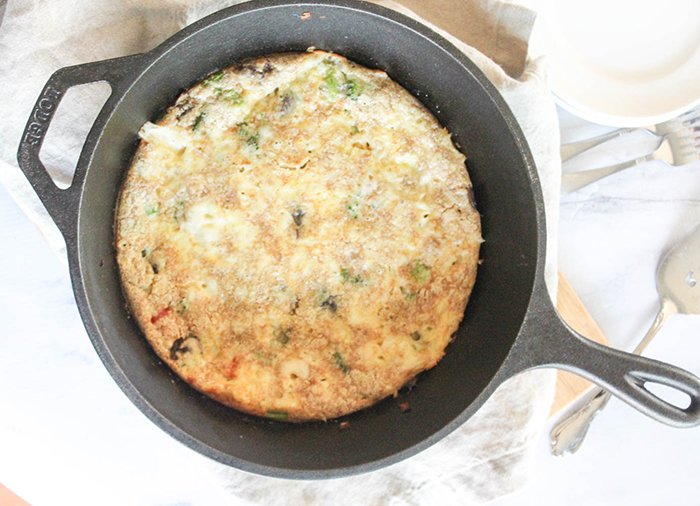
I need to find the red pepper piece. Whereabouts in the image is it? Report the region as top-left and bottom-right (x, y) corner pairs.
(150, 307), (171, 324)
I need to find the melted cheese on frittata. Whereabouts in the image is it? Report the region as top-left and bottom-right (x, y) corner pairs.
(115, 51), (482, 421)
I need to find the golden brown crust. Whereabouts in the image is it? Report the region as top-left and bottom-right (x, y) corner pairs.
(115, 51), (481, 422)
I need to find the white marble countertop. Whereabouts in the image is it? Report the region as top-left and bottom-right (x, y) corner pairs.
(2, 92), (700, 505)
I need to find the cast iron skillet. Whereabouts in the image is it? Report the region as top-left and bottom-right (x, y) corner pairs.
(17, 0), (700, 479)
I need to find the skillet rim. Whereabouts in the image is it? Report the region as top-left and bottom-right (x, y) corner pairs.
(68, 0), (547, 478)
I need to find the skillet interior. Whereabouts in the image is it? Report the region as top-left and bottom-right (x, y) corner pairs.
(73, 1), (540, 476)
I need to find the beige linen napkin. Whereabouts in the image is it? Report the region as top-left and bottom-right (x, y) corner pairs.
(0, 0), (560, 503)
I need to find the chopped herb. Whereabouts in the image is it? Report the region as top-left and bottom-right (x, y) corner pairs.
(350, 125), (359, 135)
(145, 204), (159, 216)
(202, 70), (225, 86)
(323, 68), (340, 97)
(340, 268), (363, 284)
(347, 200), (360, 219)
(343, 77), (364, 100)
(322, 64), (367, 101)
(175, 298), (189, 313)
(238, 122), (260, 150)
(411, 261), (431, 284)
(333, 351), (350, 373)
(141, 249), (147, 257)
(266, 410), (288, 421)
(246, 133), (260, 149)
(173, 200), (185, 223)
(410, 331), (422, 341)
(192, 112), (206, 131)
(215, 87), (244, 104)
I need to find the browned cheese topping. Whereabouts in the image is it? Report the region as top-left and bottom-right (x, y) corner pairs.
(115, 51), (482, 421)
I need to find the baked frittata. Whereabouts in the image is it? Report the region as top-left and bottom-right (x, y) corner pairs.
(115, 51), (482, 422)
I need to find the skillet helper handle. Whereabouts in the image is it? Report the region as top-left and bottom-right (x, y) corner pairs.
(17, 54), (143, 238)
(515, 288), (700, 428)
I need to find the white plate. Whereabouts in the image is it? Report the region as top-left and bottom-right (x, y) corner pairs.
(528, 0), (700, 126)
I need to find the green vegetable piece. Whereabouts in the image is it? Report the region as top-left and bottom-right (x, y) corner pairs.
(334, 351), (350, 373)
(202, 70), (225, 86)
(173, 200), (185, 223)
(343, 77), (364, 100)
(215, 87), (244, 104)
(324, 69), (340, 98)
(238, 122), (260, 149)
(340, 268), (363, 284)
(192, 112), (205, 131)
(246, 134), (259, 149)
(411, 261), (431, 284)
(322, 65), (366, 101)
(347, 201), (359, 219)
(145, 204), (158, 216)
(175, 298), (189, 313)
(400, 286), (417, 300)
(350, 125), (359, 135)
(141, 249), (147, 257)
(266, 410), (288, 421)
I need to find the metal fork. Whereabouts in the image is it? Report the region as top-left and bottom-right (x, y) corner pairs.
(561, 107), (700, 194)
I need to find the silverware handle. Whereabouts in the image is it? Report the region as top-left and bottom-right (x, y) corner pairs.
(550, 298), (678, 455)
(551, 388), (611, 456)
(560, 128), (637, 162)
(560, 154), (657, 194)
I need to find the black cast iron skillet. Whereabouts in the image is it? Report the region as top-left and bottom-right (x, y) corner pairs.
(17, 0), (700, 479)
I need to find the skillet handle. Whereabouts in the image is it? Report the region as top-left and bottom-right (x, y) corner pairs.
(511, 286), (700, 428)
(17, 54), (144, 239)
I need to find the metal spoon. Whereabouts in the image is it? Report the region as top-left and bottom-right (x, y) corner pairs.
(551, 224), (700, 456)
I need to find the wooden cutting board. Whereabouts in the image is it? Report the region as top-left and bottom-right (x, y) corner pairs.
(551, 271), (610, 416)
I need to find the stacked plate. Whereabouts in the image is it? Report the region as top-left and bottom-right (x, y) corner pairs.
(528, 0), (700, 126)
